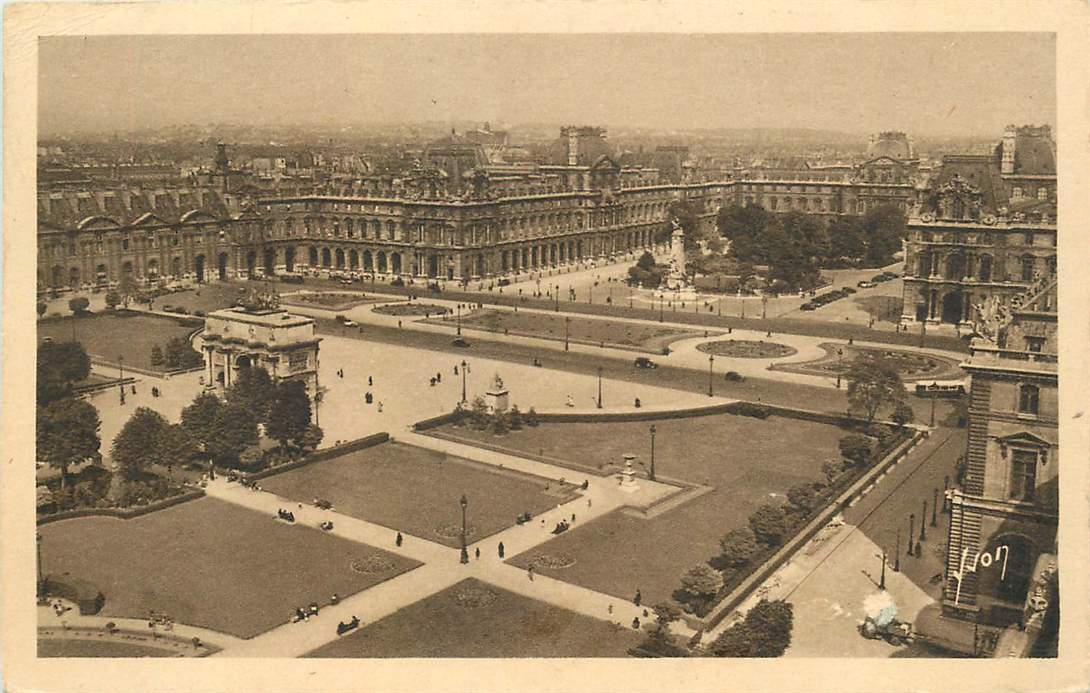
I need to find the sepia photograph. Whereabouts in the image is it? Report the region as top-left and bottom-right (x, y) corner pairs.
(3, 2), (1089, 692)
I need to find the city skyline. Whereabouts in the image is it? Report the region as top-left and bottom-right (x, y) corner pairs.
(39, 33), (1055, 138)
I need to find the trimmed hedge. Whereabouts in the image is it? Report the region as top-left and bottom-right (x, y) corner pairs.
(44, 575), (105, 615)
(240, 432), (390, 482)
(36, 488), (205, 526)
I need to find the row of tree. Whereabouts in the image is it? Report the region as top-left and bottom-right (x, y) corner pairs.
(149, 337), (204, 370)
(36, 341), (101, 494)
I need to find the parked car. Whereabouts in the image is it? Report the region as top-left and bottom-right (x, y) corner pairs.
(633, 357), (658, 369)
(451, 338), (471, 348)
(801, 302), (817, 311)
(342, 320), (357, 327)
(843, 287), (858, 294)
(857, 280), (877, 288)
(725, 371), (744, 382)
(497, 278), (511, 287)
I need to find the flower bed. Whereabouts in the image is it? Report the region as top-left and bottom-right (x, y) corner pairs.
(372, 303), (450, 316)
(696, 339), (798, 359)
(280, 292), (382, 311)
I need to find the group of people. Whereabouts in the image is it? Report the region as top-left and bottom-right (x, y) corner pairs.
(277, 508), (296, 523)
(292, 603), (320, 623)
(550, 519), (572, 535)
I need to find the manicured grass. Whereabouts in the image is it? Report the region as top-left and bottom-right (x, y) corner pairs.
(155, 282), (252, 314)
(38, 313), (201, 372)
(449, 413), (845, 607)
(305, 578), (643, 658)
(39, 497), (420, 638)
(38, 638), (179, 658)
(280, 291), (386, 311)
(259, 442), (574, 548)
(430, 308), (705, 353)
(771, 342), (964, 380)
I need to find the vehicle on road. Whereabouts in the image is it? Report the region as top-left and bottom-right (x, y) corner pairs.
(633, 357), (658, 369)
(914, 380), (966, 398)
(860, 615), (915, 646)
(724, 371), (744, 382)
(451, 338), (471, 348)
(857, 280), (877, 289)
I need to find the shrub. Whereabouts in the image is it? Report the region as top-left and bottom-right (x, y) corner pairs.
(718, 527), (760, 569)
(891, 400), (914, 427)
(708, 599), (794, 658)
(491, 414), (508, 435)
(390, 277), (405, 287)
(44, 575), (105, 615)
(194, 309), (206, 317)
(150, 345), (165, 366)
(507, 405), (523, 430)
(748, 504), (788, 546)
(525, 407), (540, 427)
(680, 563), (723, 600)
(785, 483), (818, 514)
(839, 434), (874, 468)
(726, 402), (771, 419)
(238, 445), (266, 472)
(68, 296), (90, 315)
(821, 460), (843, 486)
(105, 290), (121, 310)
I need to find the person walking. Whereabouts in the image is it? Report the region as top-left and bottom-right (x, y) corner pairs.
(396, 531), (403, 547)
(528, 566), (535, 581)
(474, 547), (480, 560)
(607, 604), (613, 615)
(378, 402), (384, 413)
(368, 376), (373, 387)
(634, 589), (642, 607)
(498, 542), (505, 559)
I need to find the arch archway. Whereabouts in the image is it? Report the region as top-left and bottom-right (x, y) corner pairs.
(284, 248), (296, 273)
(321, 247), (332, 268)
(146, 260), (158, 280)
(170, 257), (182, 280)
(427, 255), (439, 278)
(217, 253), (228, 281)
(349, 249), (359, 269)
(264, 248), (277, 276)
(195, 255), (206, 283)
(246, 251), (257, 277)
(377, 251), (388, 273)
(69, 267), (81, 288)
(363, 250), (373, 272)
(390, 252), (402, 275)
(335, 248), (346, 269)
(941, 291), (963, 324)
(308, 246), (318, 266)
(236, 354), (253, 369)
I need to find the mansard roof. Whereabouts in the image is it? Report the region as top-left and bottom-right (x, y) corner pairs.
(38, 187), (232, 232)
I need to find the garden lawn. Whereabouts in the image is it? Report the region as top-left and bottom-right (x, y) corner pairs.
(305, 578), (643, 658)
(39, 497), (420, 639)
(457, 413), (845, 607)
(259, 442), (573, 548)
(39, 313), (201, 372)
(38, 638), (179, 658)
(429, 308), (706, 353)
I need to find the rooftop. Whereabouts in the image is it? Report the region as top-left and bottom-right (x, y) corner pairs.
(207, 307), (314, 328)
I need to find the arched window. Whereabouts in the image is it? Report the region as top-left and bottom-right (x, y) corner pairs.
(1017, 384), (1040, 416)
(978, 255), (993, 281)
(1021, 255), (1035, 282)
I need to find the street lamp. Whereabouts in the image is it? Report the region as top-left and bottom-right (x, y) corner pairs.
(456, 303), (462, 336)
(649, 425), (657, 482)
(707, 354), (715, 397)
(836, 348), (844, 389)
(459, 494), (469, 564)
(461, 360), (468, 404)
(932, 488), (939, 527)
(894, 529), (901, 572)
(929, 385), (937, 427)
(564, 316), (571, 352)
(659, 295), (664, 323)
(908, 514), (915, 557)
(555, 285), (560, 312)
(596, 366), (603, 409)
(920, 500), (927, 542)
(878, 549), (887, 590)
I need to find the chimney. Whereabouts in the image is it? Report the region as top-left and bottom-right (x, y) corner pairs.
(1001, 125), (1016, 174)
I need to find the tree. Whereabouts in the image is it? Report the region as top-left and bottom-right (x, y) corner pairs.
(718, 527), (760, 569)
(266, 380), (312, 449)
(150, 345), (165, 366)
(846, 355), (902, 422)
(860, 205), (906, 267)
(36, 398), (101, 492)
(165, 337), (202, 369)
(469, 396), (490, 430)
(238, 445), (266, 471)
(118, 273), (138, 308)
(839, 434), (874, 468)
(680, 563), (724, 601)
(742, 600), (794, 657)
(37, 301), (47, 318)
(650, 601), (683, 643)
(636, 251), (656, 272)
(299, 423), (324, 452)
(207, 403), (258, 466)
(37, 340), (91, 405)
(748, 504), (788, 546)
(105, 290), (121, 310)
(708, 599), (794, 658)
(507, 405), (523, 430)
(821, 460), (843, 486)
(892, 400), (915, 428)
(525, 407), (540, 427)
(826, 216), (866, 262)
(491, 413), (509, 435)
(157, 424), (196, 477)
(226, 366), (277, 423)
(181, 391), (223, 450)
(111, 407), (169, 480)
(68, 296), (90, 315)
(785, 483), (818, 514)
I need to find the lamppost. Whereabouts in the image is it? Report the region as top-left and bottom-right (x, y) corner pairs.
(836, 348), (844, 389)
(920, 501), (928, 542)
(894, 529), (901, 572)
(36, 532), (44, 602)
(659, 295), (664, 323)
(118, 354), (124, 382)
(459, 494), (469, 564)
(564, 316), (571, 352)
(707, 354), (715, 397)
(929, 385), (937, 427)
(878, 549), (887, 590)
(555, 285), (560, 312)
(762, 293), (768, 320)
(596, 366), (603, 409)
(908, 514), (916, 557)
(456, 303), (462, 336)
(649, 425), (657, 482)
(461, 360), (468, 404)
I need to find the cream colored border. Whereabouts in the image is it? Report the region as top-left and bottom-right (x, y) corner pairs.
(4, 2), (1089, 691)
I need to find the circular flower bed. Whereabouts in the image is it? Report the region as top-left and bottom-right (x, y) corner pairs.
(452, 585), (499, 609)
(528, 552), (577, 569)
(349, 554), (396, 575)
(696, 339), (797, 359)
(373, 303), (450, 316)
(433, 523), (479, 540)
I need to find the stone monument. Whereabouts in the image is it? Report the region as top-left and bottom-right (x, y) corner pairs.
(619, 453), (640, 493)
(485, 373), (509, 414)
(664, 218), (687, 290)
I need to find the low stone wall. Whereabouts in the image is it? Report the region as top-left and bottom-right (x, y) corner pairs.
(36, 488), (205, 526)
(240, 432), (391, 482)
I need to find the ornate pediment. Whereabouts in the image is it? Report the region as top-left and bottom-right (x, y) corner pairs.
(76, 215), (122, 231)
(996, 432), (1051, 447)
(180, 209), (223, 224)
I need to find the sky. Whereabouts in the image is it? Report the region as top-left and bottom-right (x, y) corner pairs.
(38, 33), (1056, 137)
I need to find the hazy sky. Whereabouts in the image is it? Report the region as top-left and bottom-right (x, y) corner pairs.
(39, 33), (1055, 136)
